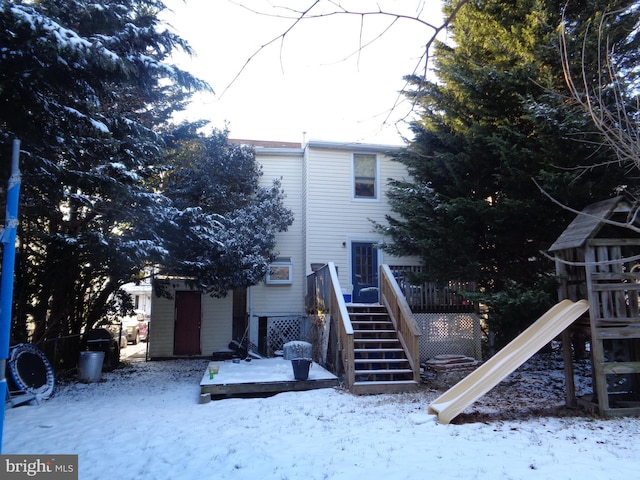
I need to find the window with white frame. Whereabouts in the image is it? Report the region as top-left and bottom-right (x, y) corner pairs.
(266, 257), (293, 284)
(353, 153), (377, 199)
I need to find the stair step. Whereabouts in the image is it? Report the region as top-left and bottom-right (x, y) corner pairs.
(354, 348), (404, 353)
(349, 313), (388, 317)
(354, 338), (399, 344)
(350, 380), (419, 395)
(354, 358), (409, 364)
(355, 363), (410, 369)
(351, 319), (390, 324)
(352, 322), (393, 327)
(354, 331), (396, 338)
(352, 380), (417, 386)
(349, 314), (391, 323)
(351, 317), (392, 321)
(352, 324), (394, 330)
(354, 329), (395, 334)
(354, 368), (413, 375)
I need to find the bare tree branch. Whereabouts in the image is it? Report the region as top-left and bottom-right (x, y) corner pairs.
(560, 7), (640, 171)
(382, 0), (467, 134)
(222, 0), (469, 133)
(533, 176), (640, 234)
(540, 249), (640, 266)
(220, 0), (322, 97)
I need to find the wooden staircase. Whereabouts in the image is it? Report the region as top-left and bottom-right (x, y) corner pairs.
(348, 303), (419, 394)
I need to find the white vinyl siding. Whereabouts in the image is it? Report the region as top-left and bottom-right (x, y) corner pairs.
(305, 145), (420, 290)
(148, 290), (174, 358)
(200, 294), (233, 355)
(251, 151), (305, 316)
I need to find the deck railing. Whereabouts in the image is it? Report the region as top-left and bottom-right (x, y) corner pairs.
(327, 263), (355, 390)
(306, 262), (355, 389)
(388, 265), (477, 313)
(379, 265), (421, 383)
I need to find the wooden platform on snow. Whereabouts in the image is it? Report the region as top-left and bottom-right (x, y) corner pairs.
(199, 358), (339, 398)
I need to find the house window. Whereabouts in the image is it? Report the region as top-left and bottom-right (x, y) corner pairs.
(266, 257), (293, 284)
(353, 153), (377, 199)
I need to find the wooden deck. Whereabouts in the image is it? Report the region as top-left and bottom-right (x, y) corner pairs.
(199, 358), (339, 398)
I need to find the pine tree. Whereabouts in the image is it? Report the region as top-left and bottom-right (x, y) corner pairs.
(0, 0), (209, 358)
(157, 126), (294, 296)
(378, 0), (639, 346)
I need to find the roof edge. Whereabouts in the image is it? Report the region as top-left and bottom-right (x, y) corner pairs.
(306, 139), (404, 153)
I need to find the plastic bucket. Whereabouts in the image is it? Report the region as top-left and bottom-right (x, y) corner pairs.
(78, 351), (105, 383)
(291, 358), (312, 381)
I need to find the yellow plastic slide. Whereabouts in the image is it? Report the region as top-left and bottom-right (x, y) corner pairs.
(428, 299), (589, 424)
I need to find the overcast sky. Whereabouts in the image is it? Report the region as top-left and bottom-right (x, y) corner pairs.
(161, 0), (445, 145)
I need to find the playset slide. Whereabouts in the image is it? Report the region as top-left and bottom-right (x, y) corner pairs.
(428, 299), (590, 424)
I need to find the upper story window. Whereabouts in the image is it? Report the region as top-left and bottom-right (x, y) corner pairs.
(353, 153), (378, 199)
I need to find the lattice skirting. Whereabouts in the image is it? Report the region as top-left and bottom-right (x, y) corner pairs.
(252, 312), (482, 363)
(415, 312), (483, 362)
(266, 316), (312, 357)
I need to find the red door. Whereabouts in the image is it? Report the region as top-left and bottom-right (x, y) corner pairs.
(174, 291), (201, 355)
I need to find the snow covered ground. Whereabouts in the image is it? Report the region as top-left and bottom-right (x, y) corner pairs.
(3, 352), (639, 480)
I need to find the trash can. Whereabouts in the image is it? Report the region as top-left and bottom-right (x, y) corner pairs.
(78, 351), (105, 383)
(291, 358), (312, 381)
(81, 328), (119, 372)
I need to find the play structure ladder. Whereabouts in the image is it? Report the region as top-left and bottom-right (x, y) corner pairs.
(428, 299), (590, 424)
(348, 303), (418, 394)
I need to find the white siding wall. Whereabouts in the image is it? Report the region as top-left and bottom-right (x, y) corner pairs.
(200, 293), (233, 355)
(250, 151), (305, 317)
(305, 147), (352, 290)
(305, 145), (420, 295)
(149, 289), (174, 358)
(149, 280), (232, 358)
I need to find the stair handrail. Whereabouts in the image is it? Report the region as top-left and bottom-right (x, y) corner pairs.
(327, 262), (355, 389)
(379, 264), (421, 383)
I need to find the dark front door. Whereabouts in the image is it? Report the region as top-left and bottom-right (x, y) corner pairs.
(351, 242), (379, 303)
(174, 291), (201, 355)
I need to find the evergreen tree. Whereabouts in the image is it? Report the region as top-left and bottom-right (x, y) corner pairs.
(157, 126), (294, 296)
(377, 0), (639, 346)
(0, 0), (208, 360)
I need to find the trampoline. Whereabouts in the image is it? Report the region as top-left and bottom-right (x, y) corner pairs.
(7, 343), (56, 401)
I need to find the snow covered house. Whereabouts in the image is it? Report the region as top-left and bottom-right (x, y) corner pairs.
(149, 139), (423, 392)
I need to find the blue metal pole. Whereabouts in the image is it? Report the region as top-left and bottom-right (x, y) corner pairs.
(0, 139), (21, 453)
